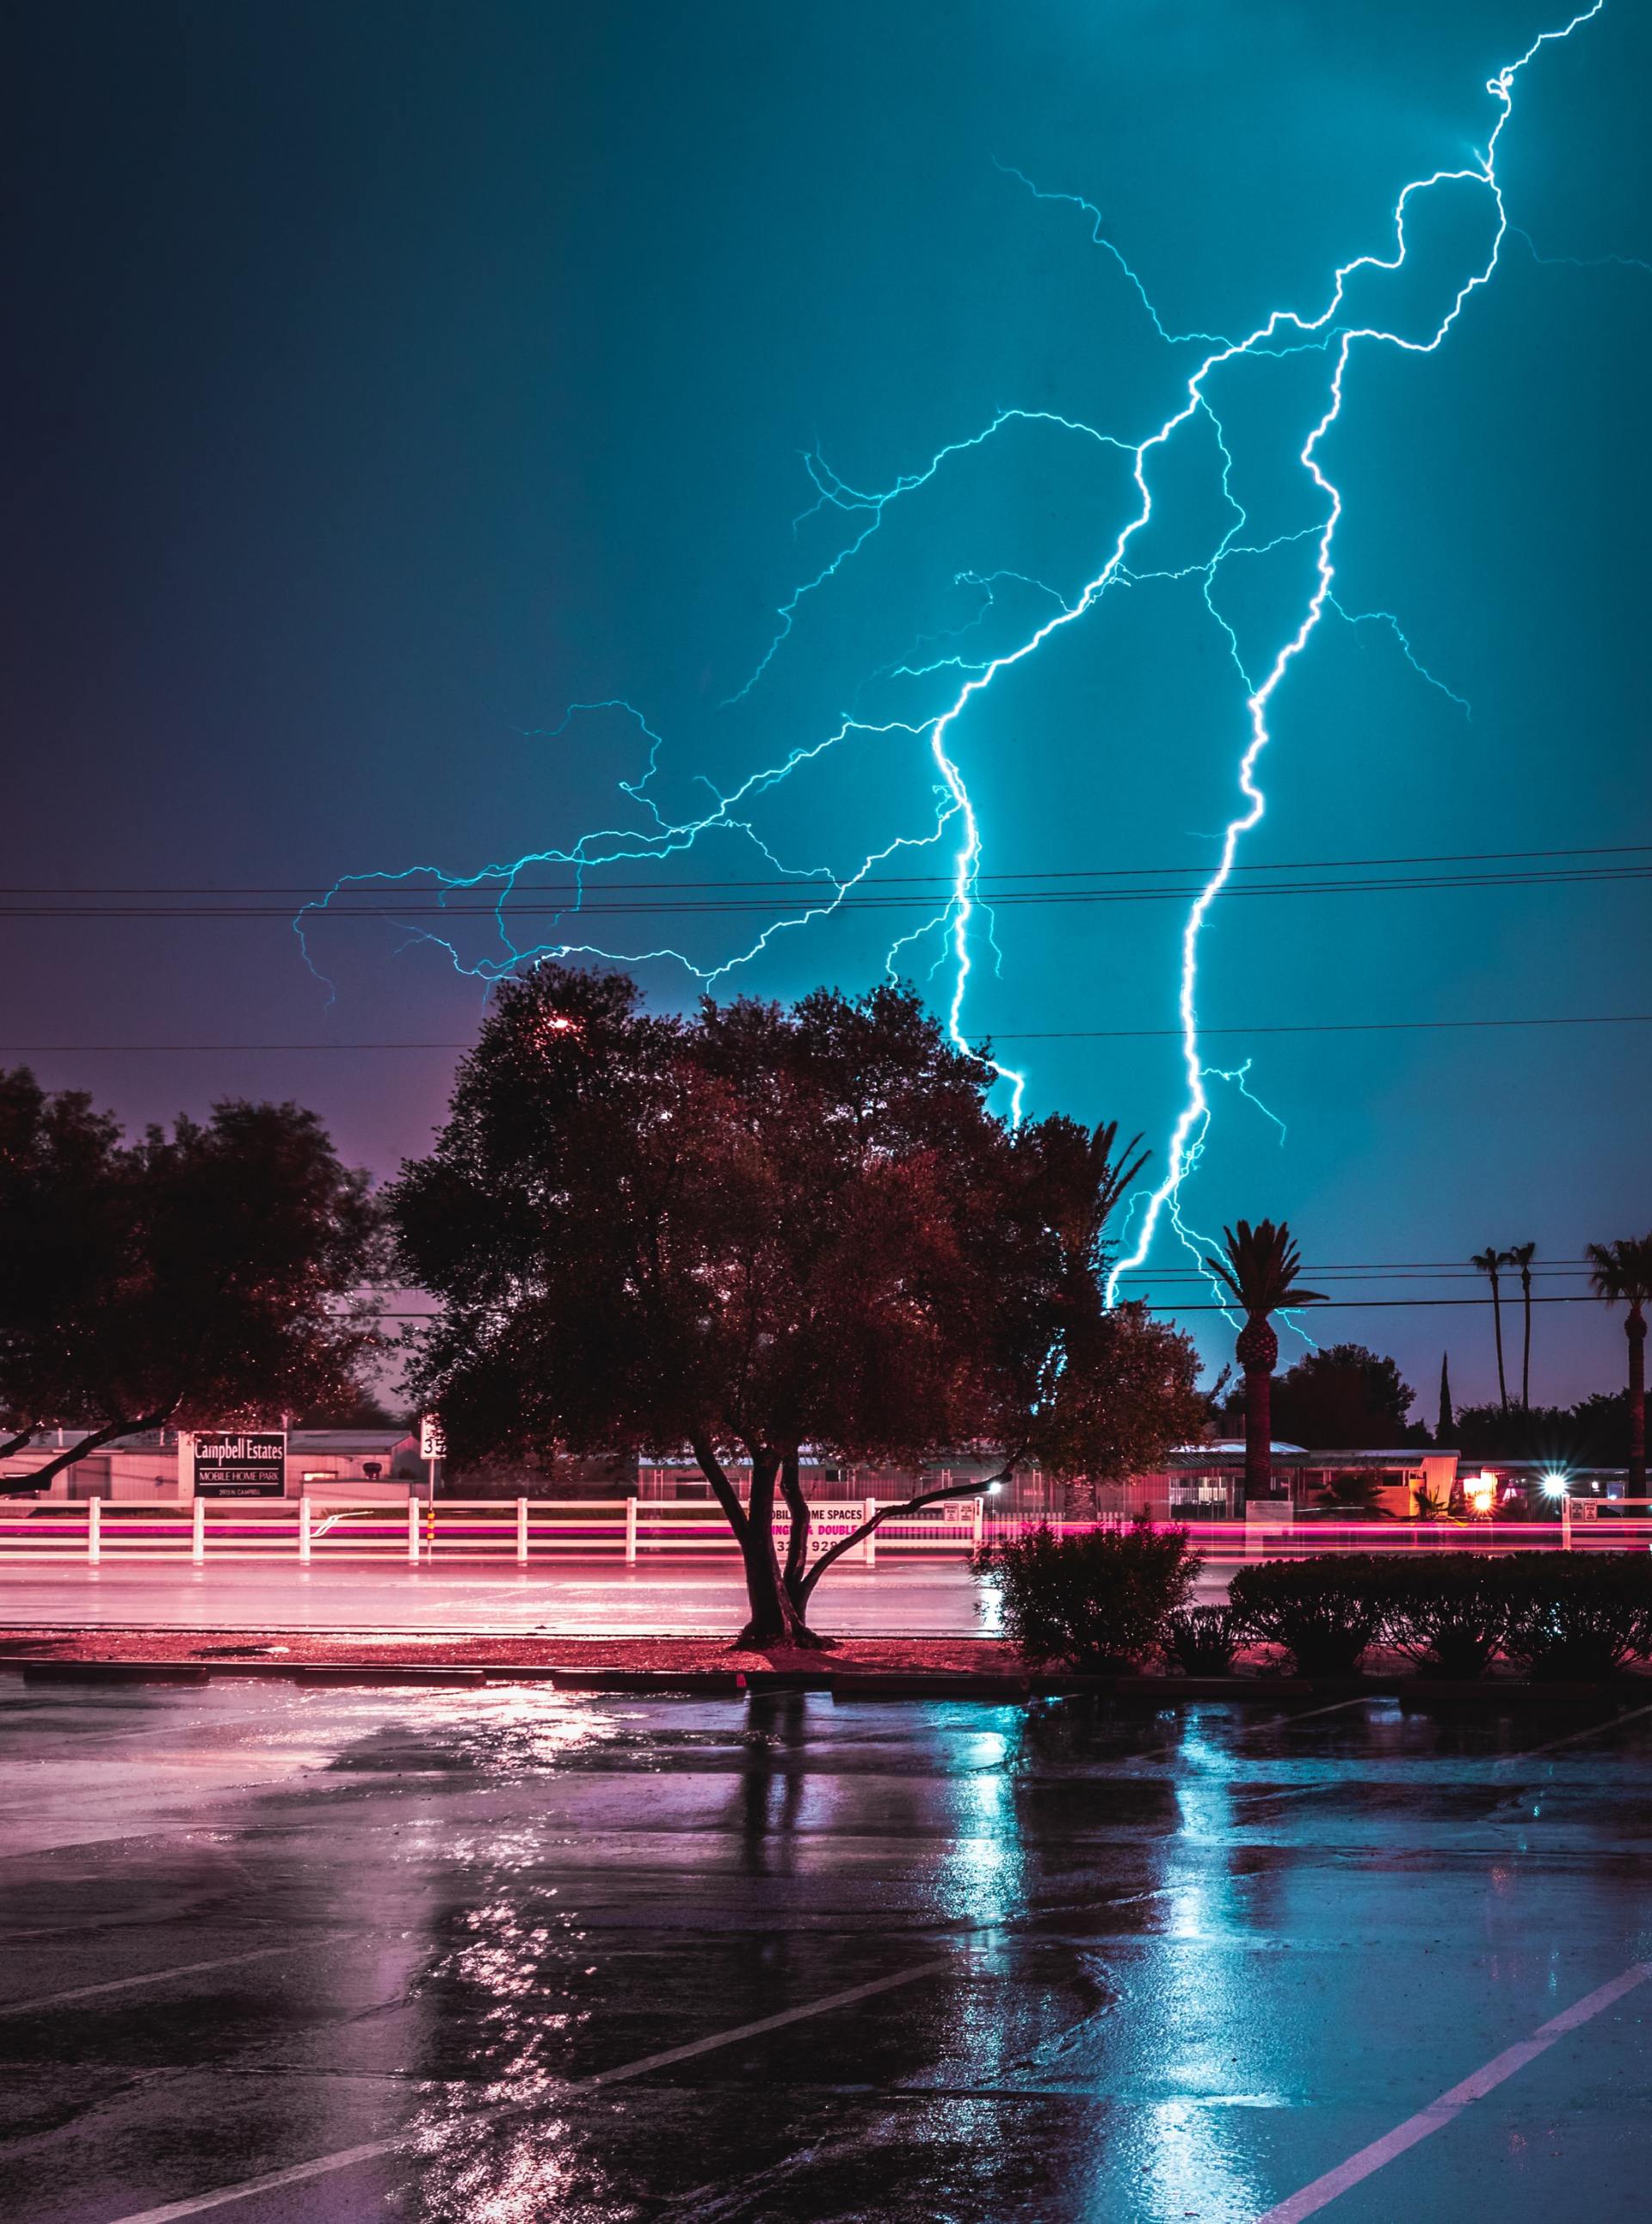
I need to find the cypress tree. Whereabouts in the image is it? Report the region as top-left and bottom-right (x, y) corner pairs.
(1436, 1352), (1456, 1446)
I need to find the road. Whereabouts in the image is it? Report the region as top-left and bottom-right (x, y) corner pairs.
(0, 1557), (1242, 1637)
(0, 1558), (1002, 1635)
(1, 1675), (1649, 2222)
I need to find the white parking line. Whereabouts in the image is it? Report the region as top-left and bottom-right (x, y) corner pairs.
(100, 1956), (955, 2222)
(1235, 1696), (1371, 1738)
(0, 1944), (305, 2018)
(1254, 1959), (1652, 2223)
(1498, 1697), (1652, 1765)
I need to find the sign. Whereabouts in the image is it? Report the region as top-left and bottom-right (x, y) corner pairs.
(772, 1500), (870, 1564)
(419, 1414), (447, 1462)
(192, 1430), (287, 1498)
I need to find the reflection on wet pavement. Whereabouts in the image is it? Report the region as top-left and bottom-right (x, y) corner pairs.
(0, 1676), (1648, 2222)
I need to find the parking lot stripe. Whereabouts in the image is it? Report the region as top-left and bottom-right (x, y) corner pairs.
(1233, 1697), (1371, 1739)
(0, 1944), (304, 2018)
(1254, 1959), (1652, 2223)
(99, 1956), (955, 2222)
(1500, 1697), (1652, 1765)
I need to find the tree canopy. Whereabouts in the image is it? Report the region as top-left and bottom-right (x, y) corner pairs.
(0, 1069), (385, 1491)
(392, 965), (1202, 1644)
(1264, 1343), (1425, 1450)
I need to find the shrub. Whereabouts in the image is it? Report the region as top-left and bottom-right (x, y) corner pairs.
(1164, 1605), (1241, 1676)
(1378, 1558), (1513, 1680)
(1500, 1557), (1652, 1681)
(972, 1520), (1199, 1672)
(1227, 1556), (1389, 1676)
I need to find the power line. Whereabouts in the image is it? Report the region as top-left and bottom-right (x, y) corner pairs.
(2, 840), (1647, 897)
(1147, 1295), (1603, 1311)
(994, 1013), (1652, 1042)
(3, 1014), (1650, 1054)
(369, 1293), (1605, 1319)
(1120, 1271), (1592, 1284)
(4, 861), (1650, 920)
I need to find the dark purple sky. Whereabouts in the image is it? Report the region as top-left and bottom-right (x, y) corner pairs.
(4, 2), (1648, 1414)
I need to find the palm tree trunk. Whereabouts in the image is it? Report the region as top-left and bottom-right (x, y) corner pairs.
(1244, 1364), (1273, 1502)
(1490, 1270), (1507, 1410)
(1520, 1265), (1532, 1408)
(1628, 1303), (1647, 1499)
(1235, 1313), (1279, 1506)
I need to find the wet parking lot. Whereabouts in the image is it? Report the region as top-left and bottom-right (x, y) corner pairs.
(0, 1675), (1648, 2223)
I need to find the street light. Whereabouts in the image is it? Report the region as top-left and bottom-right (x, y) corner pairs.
(1539, 1469), (1571, 1500)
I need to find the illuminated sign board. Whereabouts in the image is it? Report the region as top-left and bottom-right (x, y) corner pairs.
(191, 1431), (287, 1498)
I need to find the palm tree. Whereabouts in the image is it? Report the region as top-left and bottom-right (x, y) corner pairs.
(1470, 1246), (1513, 1409)
(1205, 1220), (1325, 1506)
(1586, 1235), (1652, 1499)
(1507, 1241), (1537, 1408)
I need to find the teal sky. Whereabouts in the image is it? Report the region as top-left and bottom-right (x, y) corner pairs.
(3, 2), (1648, 1412)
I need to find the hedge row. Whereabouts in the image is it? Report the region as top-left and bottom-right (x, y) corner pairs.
(972, 1529), (1652, 1680)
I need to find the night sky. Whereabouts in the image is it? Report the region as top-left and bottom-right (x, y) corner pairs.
(4, 2), (1648, 1413)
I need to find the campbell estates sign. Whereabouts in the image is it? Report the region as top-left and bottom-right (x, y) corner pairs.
(190, 1431), (287, 1498)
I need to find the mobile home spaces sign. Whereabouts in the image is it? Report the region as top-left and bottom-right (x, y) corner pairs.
(189, 1431), (287, 1498)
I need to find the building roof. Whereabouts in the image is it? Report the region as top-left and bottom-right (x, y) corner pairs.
(287, 1430), (416, 1455)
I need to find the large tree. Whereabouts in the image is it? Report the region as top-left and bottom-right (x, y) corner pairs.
(1205, 1220), (1325, 1503)
(1587, 1235), (1652, 1498)
(393, 965), (1202, 1646)
(1264, 1342), (1424, 1451)
(0, 1070), (385, 1492)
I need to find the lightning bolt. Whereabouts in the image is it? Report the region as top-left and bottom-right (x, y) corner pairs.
(302, 3), (1612, 1297)
(1102, 0), (1609, 1301)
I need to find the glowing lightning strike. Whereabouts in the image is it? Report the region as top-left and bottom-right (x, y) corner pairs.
(1103, 0), (1609, 1301)
(304, 3), (1612, 1291)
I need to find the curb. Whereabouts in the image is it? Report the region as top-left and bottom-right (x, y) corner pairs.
(4, 1654), (1643, 1703)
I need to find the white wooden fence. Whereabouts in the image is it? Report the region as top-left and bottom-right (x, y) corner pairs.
(0, 1498), (1647, 1568)
(0, 1494), (985, 1566)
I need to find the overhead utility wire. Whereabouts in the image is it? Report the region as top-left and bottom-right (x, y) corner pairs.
(4, 864), (1651, 921)
(3, 840), (1647, 898)
(4, 1014), (1649, 1053)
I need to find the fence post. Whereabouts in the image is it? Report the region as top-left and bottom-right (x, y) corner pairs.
(1561, 1493), (1573, 1552)
(192, 1496), (206, 1565)
(625, 1494), (638, 1564)
(408, 1497), (421, 1565)
(87, 1495), (101, 1566)
(299, 1495), (311, 1564)
(971, 1494), (985, 1552)
(516, 1497), (529, 1566)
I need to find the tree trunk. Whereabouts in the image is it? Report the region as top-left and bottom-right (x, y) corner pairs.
(1628, 1305), (1647, 1499)
(1520, 1267), (1532, 1409)
(1490, 1271), (1507, 1409)
(777, 1447), (811, 1607)
(689, 1435), (821, 1649)
(0, 1414), (170, 1496)
(1235, 1314), (1278, 1506)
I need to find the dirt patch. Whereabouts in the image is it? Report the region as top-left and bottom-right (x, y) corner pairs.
(0, 1627), (1020, 1677)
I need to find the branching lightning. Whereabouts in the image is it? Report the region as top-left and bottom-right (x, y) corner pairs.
(301, 3), (1615, 1310)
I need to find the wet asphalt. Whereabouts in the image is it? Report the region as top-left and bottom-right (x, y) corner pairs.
(0, 1560), (1002, 1635)
(0, 1675), (1648, 2223)
(0, 1557), (1236, 1635)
